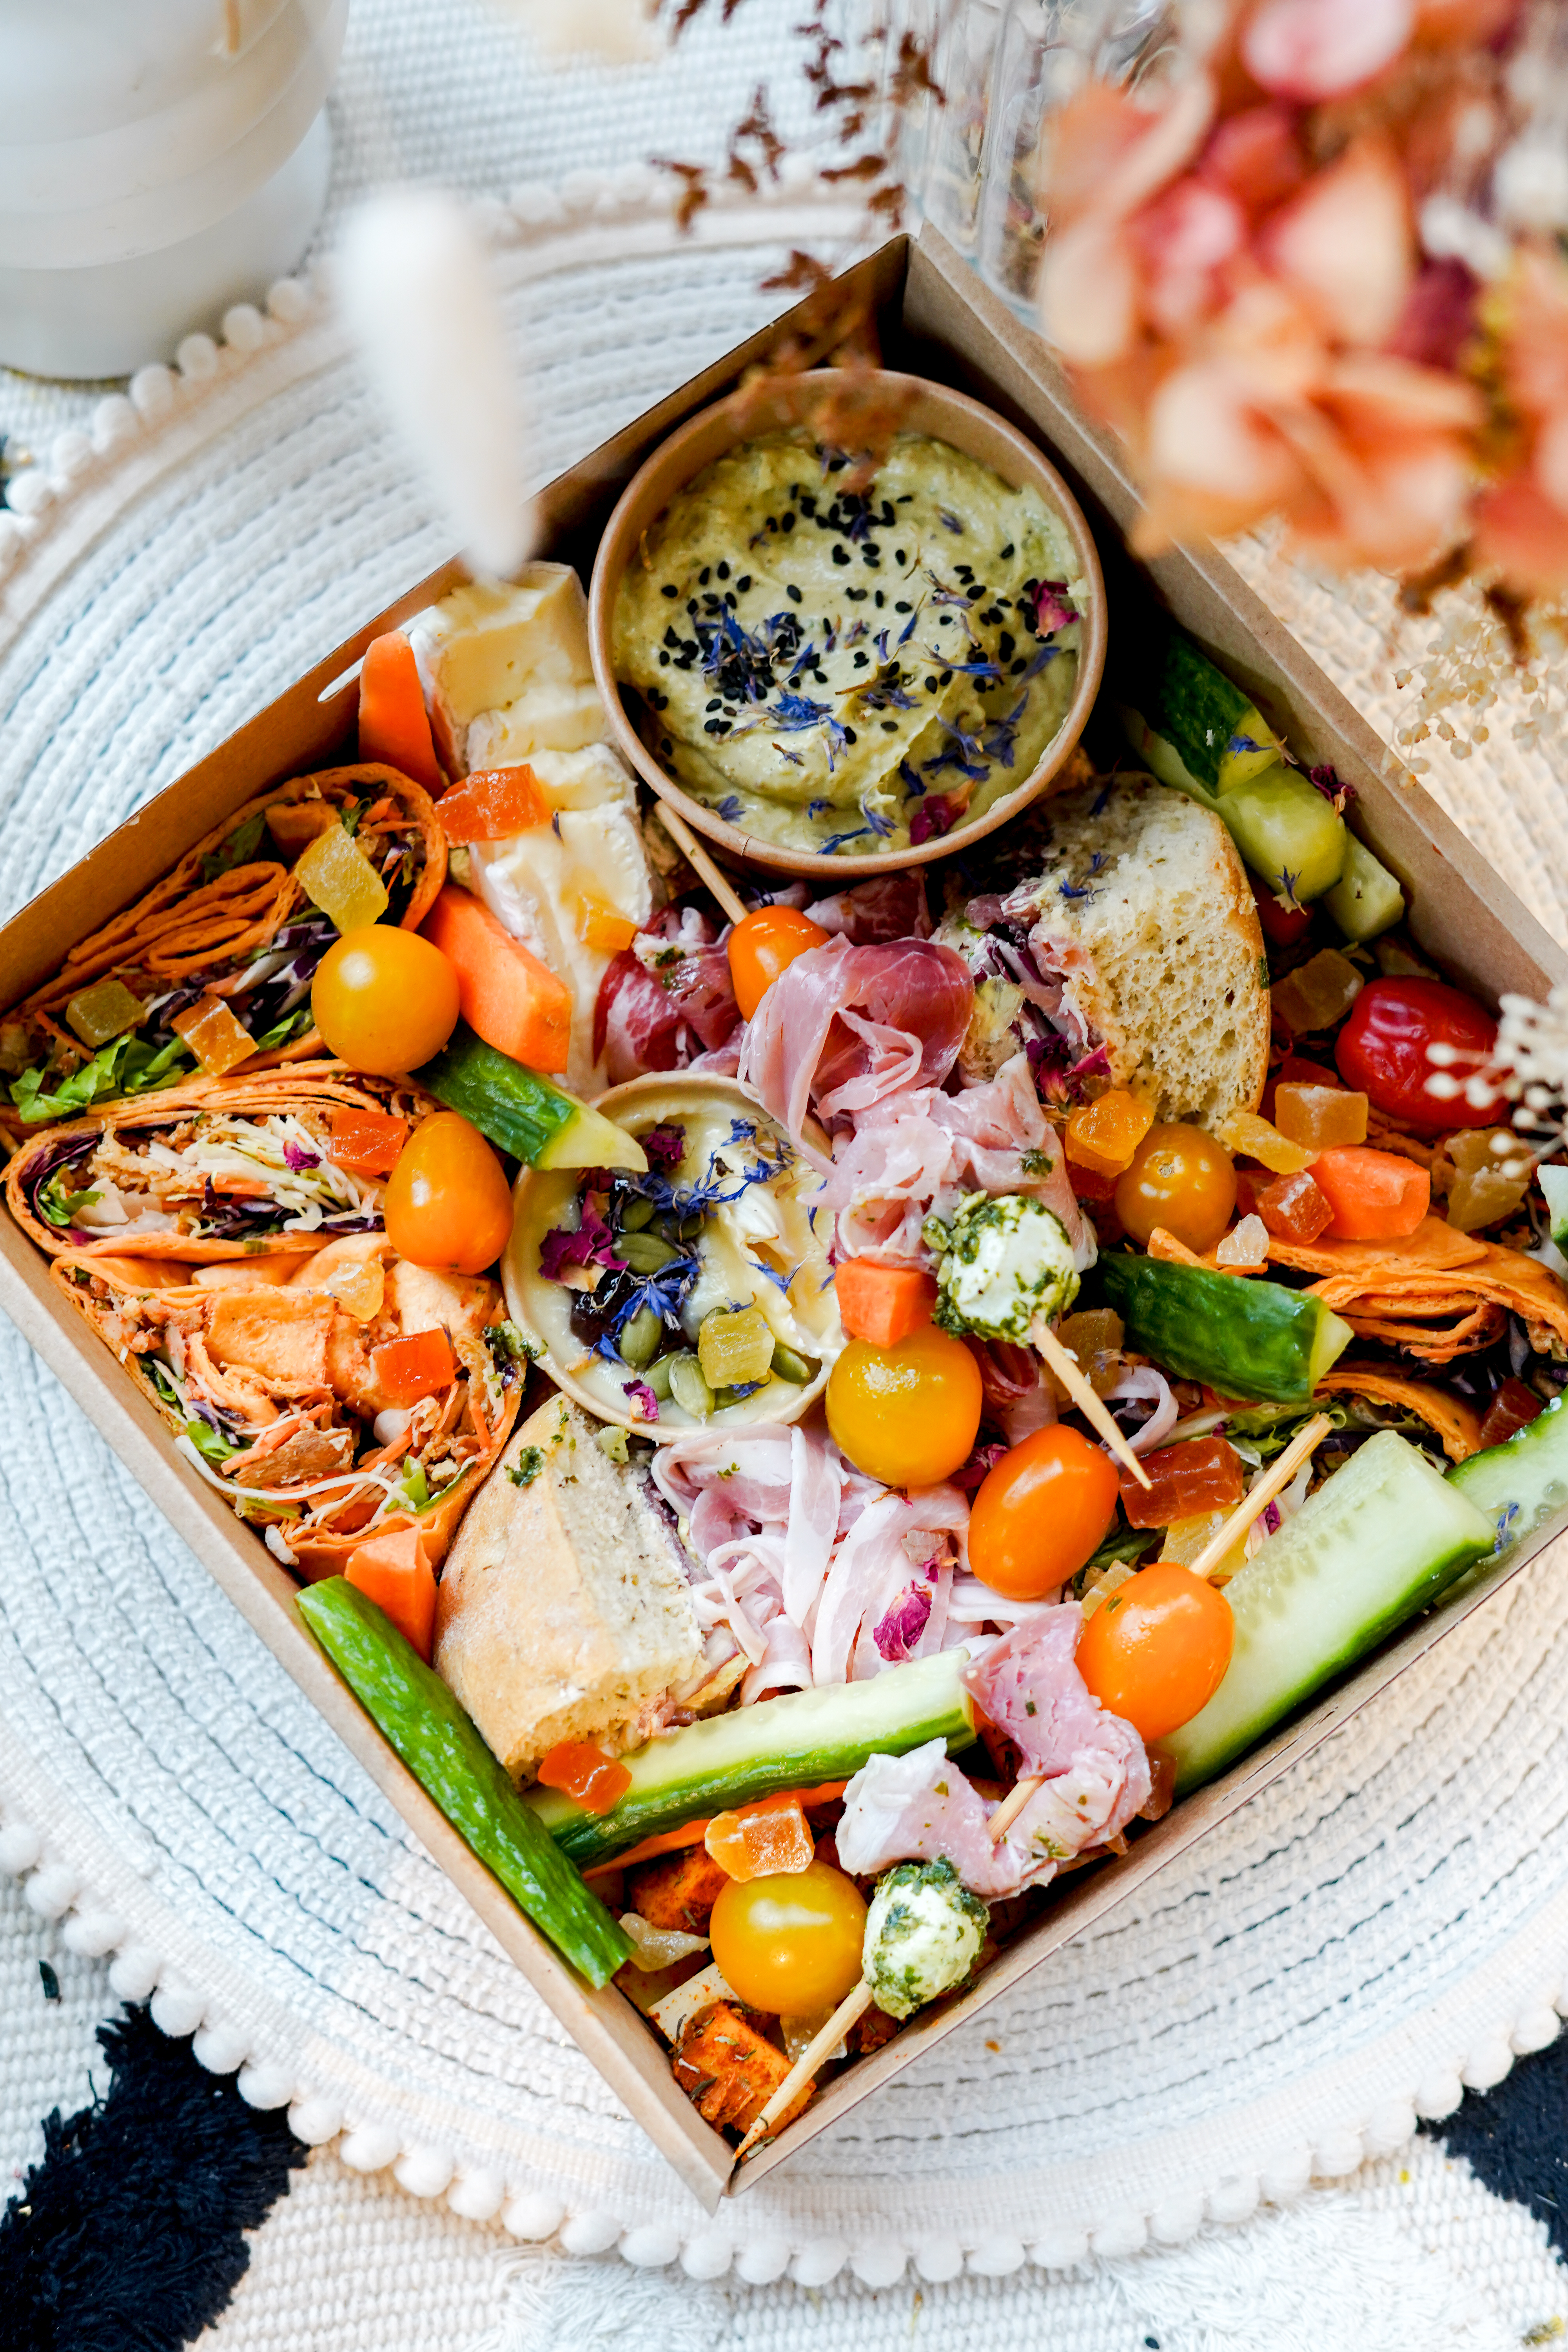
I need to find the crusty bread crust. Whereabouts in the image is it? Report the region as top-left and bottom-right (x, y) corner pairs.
(1005, 775), (1269, 1131)
(434, 1394), (703, 1781)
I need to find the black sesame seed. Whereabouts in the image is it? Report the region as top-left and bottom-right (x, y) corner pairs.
(955, 564), (974, 581)
(1000, 543), (1014, 559)
(881, 719), (898, 732)
(782, 513), (797, 534)
(843, 726), (858, 744)
(706, 698), (722, 711)
(924, 675), (938, 690)
(897, 494), (914, 503)
(853, 650), (869, 668)
(880, 502), (895, 525)
(724, 592), (738, 609)
(846, 586), (868, 602)
(716, 560), (730, 580)
(1010, 657), (1028, 675)
(659, 651), (670, 667)
(999, 631), (1016, 660)
(663, 626), (680, 648)
(661, 583), (679, 599)
(787, 583), (803, 603)
(813, 668), (829, 684)
(940, 670), (953, 686)
(831, 546), (851, 566)
(895, 549), (907, 563)
(894, 599), (912, 613)
(874, 591), (886, 608)
(699, 567), (711, 585)
(737, 575), (752, 592)
(661, 737), (673, 754)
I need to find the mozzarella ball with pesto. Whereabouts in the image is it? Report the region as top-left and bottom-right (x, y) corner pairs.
(929, 1192), (1078, 1342)
(864, 1857), (991, 2020)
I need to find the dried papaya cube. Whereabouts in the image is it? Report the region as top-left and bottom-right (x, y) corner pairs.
(1218, 1108), (1315, 1174)
(171, 993), (258, 1077)
(1065, 1088), (1154, 1177)
(294, 819), (389, 932)
(1120, 1433), (1245, 1528)
(1256, 1168), (1334, 1243)
(328, 1105), (409, 1176)
(435, 764), (550, 842)
(64, 978), (147, 1049)
(704, 1797), (814, 1881)
(572, 891), (640, 956)
(536, 1740), (632, 1815)
(1270, 949), (1363, 1037)
(1274, 1082), (1368, 1150)
(371, 1325), (458, 1405)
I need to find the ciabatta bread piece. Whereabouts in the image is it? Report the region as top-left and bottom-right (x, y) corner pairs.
(434, 1395), (704, 1782)
(936, 773), (1269, 1131)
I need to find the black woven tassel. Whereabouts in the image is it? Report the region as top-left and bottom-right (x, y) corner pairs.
(1, 2005), (306, 2352)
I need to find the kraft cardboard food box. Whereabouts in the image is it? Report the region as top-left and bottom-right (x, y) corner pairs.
(1, 227), (1562, 2207)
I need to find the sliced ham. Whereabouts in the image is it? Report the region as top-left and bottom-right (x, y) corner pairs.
(739, 938), (974, 1141)
(835, 1738), (1025, 1897)
(963, 1606), (1151, 1838)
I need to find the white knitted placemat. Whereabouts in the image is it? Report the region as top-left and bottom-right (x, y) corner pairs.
(5, 0), (1568, 2331)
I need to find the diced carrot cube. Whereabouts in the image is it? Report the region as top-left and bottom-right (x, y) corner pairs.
(833, 1256), (937, 1347)
(358, 631), (443, 795)
(371, 1326), (457, 1406)
(328, 1105), (410, 1177)
(704, 1798), (814, 1881)
(537, 1740), (632, 1814)
(1310, 1146), (1430, 1241)
(346, 1527), (438, 1660)
(419, 883), (572, 1073)
(434, 764), (550, 842)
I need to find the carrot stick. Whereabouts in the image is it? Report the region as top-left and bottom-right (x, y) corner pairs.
(358, 632), (443, 795)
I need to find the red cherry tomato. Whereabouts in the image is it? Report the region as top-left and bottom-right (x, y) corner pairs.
(1335, 977), (1505, 1131)
(727, 907), (831, 1022)
(969, 1425), (1120, 1601)
(825, 1327), (983, 1488)
(1249, 871), (1313, 951)
(384, 1111), (514, 1274)
(1075, 1561), (1235, 1742)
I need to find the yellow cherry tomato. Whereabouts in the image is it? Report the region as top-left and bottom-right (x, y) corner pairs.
(726, 906), (831, 1022)
(708, 1862), (867, 2016)
(826, 1326), (983, 1488)
(384, 1112), (514, 1274)
(1075, 1560), (1234, 1742)
(1114, 1122), (1237, 1254)
(311, 926), (460, 1076)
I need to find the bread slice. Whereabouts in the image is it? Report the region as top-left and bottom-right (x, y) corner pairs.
(434, 1395), (704, 1781)
(938, 773), (1269, 1131)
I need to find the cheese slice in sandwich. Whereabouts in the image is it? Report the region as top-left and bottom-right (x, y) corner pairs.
(936, 772), (1269, 1133)
(434, 1396), (705, 1783)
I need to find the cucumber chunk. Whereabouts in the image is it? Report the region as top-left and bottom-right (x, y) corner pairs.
(1120, 712), (1345, 900)
(1449, 1392), (1568, 1556)
(529, 1648), (978, 1865)
(1537, 1165), (1568, 1251)
(1161, 1432), (1494, 1793)
(298, 1578), (632, 1985)
(1148, 633), (1283, 794)
(1324, 835), (1405, 941)
(417, 1019), (646, 1171)
(1099, 1254), (1353, 1404)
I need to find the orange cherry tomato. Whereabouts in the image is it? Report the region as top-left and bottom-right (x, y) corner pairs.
(1075, 1560), (1234, 1742)
(708, 1862), (867, 2015)
(1115, 1122), (1237, 1254)
(727, 907), (831, 1022)
(311, 926), (460, 1076)
(383, 1111), (514, 1274)
(969, 1425), (1120, 1601)
(826, 1326), (983, 1488)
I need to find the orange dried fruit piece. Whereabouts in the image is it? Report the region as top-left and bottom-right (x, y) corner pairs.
(1256, 1168), (1334, 1244)
(1270, 949), (1363, 1037)
(1065, 1088), (1155, 1178)
(537, 1741), (633, 1815)
(295, 819), (390, 933)
(704, 1797), (815, 1881)
(1218, 1108), (1316, 1174)
(324, 1254), (385, 1323)
(1274, 1082), (1369, 1151)
(371, 1325), (457, 1405)
(1120, 1433), (1245, 1528)
(436, 764), (550, 842)
(328, 1105), (409, 1178)
(171, 993), (258, 1077)
(572, 891), (640, 956)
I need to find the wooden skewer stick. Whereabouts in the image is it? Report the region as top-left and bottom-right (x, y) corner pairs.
(1032, 1319), (1152, 1491)
(985, 1770), (1042, 1847)
(735, 1979), (875, 2162)
(1185, 1411), (1333, 1584)
(655, 801), (751, 929)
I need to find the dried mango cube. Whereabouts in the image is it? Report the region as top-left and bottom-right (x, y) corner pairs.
(371, 1326), (457, 1405)
(1218, 1108), (1316, 1174)
(171, 993), (258, 1077)
(1270, 949), (1363, 1037)
(697, 1303), (775, 1390)
(65, 978), (147, 1049)
(324, 1254), (385, 1323)
(1160, 1509), (1249, 1584)
(704, 1798), (814, 1881)
(1440, 1127), (1532, 1234)
(1065, 1088), (1154, 1178)
(572, 891), (639, 956)
(295, 819), (389, 932)
(1053, 1307), (1123, 1397)
(1274, 1083), (1368, 1150)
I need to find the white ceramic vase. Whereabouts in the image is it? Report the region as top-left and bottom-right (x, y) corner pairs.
(0, 0), (347, 378)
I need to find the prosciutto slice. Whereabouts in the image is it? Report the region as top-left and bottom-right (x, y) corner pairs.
(805, 872), (932, 944)
(739, 938), (974, 1141)
(593, 908), (740, 1085)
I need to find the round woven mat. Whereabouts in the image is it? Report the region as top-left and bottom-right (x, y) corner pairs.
(4, 187), (1568, 2279)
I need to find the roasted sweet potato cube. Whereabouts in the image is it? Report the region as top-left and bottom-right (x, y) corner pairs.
(627, 1844), (729, 1935)
(673, 2004), (816, 2136)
